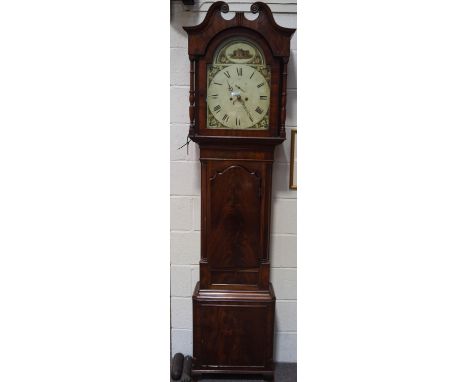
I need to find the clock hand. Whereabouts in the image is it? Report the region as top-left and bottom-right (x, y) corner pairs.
(237, 96), (253, 121)
(235, 84), (246, 93)
(227, 81), (233, 92)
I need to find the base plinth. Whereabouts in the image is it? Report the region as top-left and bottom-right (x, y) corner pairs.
(192, 282), (276, 380)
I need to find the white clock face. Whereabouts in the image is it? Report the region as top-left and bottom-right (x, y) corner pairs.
(207, 64), (270, 129)
(206, 38), (270, 130)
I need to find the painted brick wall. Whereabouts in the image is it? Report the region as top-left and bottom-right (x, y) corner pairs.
(170, 0), (297, 362)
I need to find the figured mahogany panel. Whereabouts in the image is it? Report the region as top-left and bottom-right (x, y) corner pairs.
(207, 165), (261, 269)
(193, 285), (275, 371)
(211, 269), (259, 285)
(199, 146), (274, 290)
(199, 305), (265, 366)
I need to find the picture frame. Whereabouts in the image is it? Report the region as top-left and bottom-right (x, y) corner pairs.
(289, 129), (297, 190)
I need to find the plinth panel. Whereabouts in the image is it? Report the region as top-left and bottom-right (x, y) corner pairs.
(199, 304), (266, 366)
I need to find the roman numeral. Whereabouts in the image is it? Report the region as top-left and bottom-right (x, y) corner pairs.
(223, 71), (231, 78)
(237, 67), (242, 76)
(211, 94), (218, 98)
(214, 82), (222, 86)
(236, 117), (241, 126)
(260, 95), (267, 100)
(255, 106), (263, 114)
(257, 82), (265, 88)
(222, 114), (229, 122)
(250, 71), (254, 79)
(213, 105), (221, 113)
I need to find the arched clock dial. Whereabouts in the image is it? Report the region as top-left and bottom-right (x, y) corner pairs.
(207, 64), (270, 129)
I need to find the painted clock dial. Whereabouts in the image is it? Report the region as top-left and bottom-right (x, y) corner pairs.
(206, 39), (271, 130)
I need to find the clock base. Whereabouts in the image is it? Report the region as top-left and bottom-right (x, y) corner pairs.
(192, 282), (276, 380)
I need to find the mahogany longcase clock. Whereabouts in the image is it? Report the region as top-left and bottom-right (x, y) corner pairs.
(183, 2), (295, 380)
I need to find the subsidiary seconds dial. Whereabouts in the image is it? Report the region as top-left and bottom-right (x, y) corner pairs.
(207, 64), (270, 129)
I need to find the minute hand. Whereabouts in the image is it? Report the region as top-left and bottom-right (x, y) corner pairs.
(238, 97), (253, 122)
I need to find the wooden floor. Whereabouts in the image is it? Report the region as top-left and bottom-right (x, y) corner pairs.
(171, 363), (297, 382)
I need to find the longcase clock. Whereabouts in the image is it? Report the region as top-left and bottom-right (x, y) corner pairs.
(183, 2), (295, 380)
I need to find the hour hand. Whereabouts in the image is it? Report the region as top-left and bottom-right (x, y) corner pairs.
(235, 84), (246, 92)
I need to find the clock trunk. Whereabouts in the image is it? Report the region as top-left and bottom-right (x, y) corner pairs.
(192, 142), (278, 380)
(199, 144), (274, 292)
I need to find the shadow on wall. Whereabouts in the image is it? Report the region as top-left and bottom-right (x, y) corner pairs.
(170, 3), (204, 48)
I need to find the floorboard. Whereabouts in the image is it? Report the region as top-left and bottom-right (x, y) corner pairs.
(171, 363), (297, 382)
